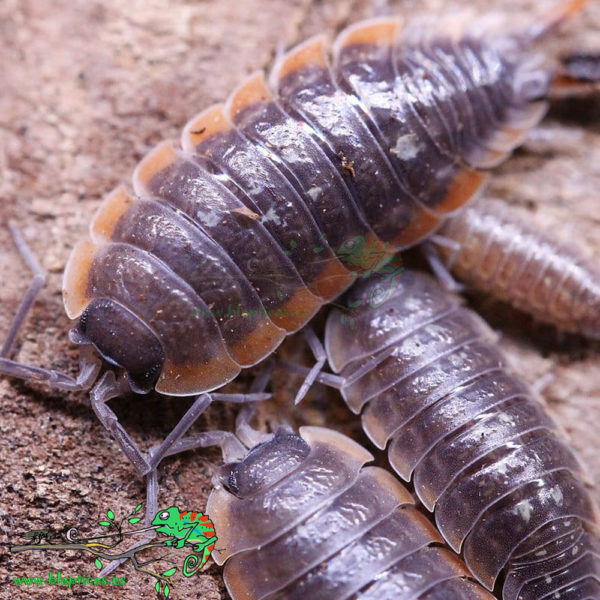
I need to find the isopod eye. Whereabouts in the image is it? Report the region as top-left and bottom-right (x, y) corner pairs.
(159, 511), (170, 520)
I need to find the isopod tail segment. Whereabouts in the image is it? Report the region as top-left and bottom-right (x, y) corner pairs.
(550, 50), (600, 97)
(511, 0), (595, 97)
(0, 221), (271, 530)
(525, 0), (590, 42)
(522, 0), (599, 98)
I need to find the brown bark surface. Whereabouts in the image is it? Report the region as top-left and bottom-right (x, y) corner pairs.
(1, 0), (599, 597)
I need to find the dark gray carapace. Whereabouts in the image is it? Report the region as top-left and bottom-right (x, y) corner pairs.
(207, 426), (496, 600)
(62, 14), (551, 397)
(325, 270), (600, 600)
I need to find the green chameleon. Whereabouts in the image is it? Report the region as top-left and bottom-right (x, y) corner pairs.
(152, 507), (217, 577)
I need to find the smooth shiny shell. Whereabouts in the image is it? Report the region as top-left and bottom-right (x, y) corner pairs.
(62, 14), (548, 395)
(207, 426), (495, 600)
(325, 271), (600, 599)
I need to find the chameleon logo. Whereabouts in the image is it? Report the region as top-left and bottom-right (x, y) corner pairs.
(10, 501), (219, 597)
(151, 507), (218, 577)
(8, 504), (217, 598)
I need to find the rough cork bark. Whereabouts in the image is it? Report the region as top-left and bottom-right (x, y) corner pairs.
(1, 0), (599, 598)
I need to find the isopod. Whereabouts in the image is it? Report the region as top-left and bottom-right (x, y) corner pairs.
(205, 421), (496, 600)
(317, 270), (600, 599)
(433, 197), (600, 338)
(0, 2), (586, 522)
(553, 49), (600, 94)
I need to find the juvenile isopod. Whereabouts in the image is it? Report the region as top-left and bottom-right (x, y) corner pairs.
(204, 420), (497, 600)
(0, 1), (587, 521)
(433, 197), (600, 338)
(313, 269), (600, 599)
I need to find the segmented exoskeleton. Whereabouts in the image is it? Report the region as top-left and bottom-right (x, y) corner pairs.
(322, 270), (600, 599)
(436, 197), (600, 338)
(0, 0), (586, 552)
(207, 425), (496, 600)
(61, 15), (550, 397)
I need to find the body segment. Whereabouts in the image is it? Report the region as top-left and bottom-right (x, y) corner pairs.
(325, 271), (600, 599)
(438, 198), (600, 338)
(62, 15), (550, 396)
(207, 426), (495, 600)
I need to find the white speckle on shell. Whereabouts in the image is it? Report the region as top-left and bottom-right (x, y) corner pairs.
(390, 133), (424, 160)
(261, 206), (282, 226)
(550, 485), (564, 506)
(515, 499), (533, 523)
(198, 210), (221, 228)
(307, 186), (323, 201)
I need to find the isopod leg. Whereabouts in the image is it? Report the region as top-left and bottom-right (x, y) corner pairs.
(293, 328), (328, 405)
(156, 366), (275, 459)
(136, 391), (268, 515)
(98, 469), (159, 579)
(96, 387), (269, 579)
(2, 221), (47, 358)
(89, 371), (152, 476)
(422, 237), (466, 293)
(235, 363), (278, 447)
(146, 393), (214, 471)
(0, 222), (102, 391)
(91, 371), (164, 579)
(271, 327), (337, 404)
(160, 430), (247, 464)
(147, 390), (269, 467)
(90, 374), (215, 529)
(430, 235), (463, 269)
(90, 376), (269, 481)
(278, 360), (345, 390)
(530, 371), (555, 396)
(0, 346), (101, 391)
